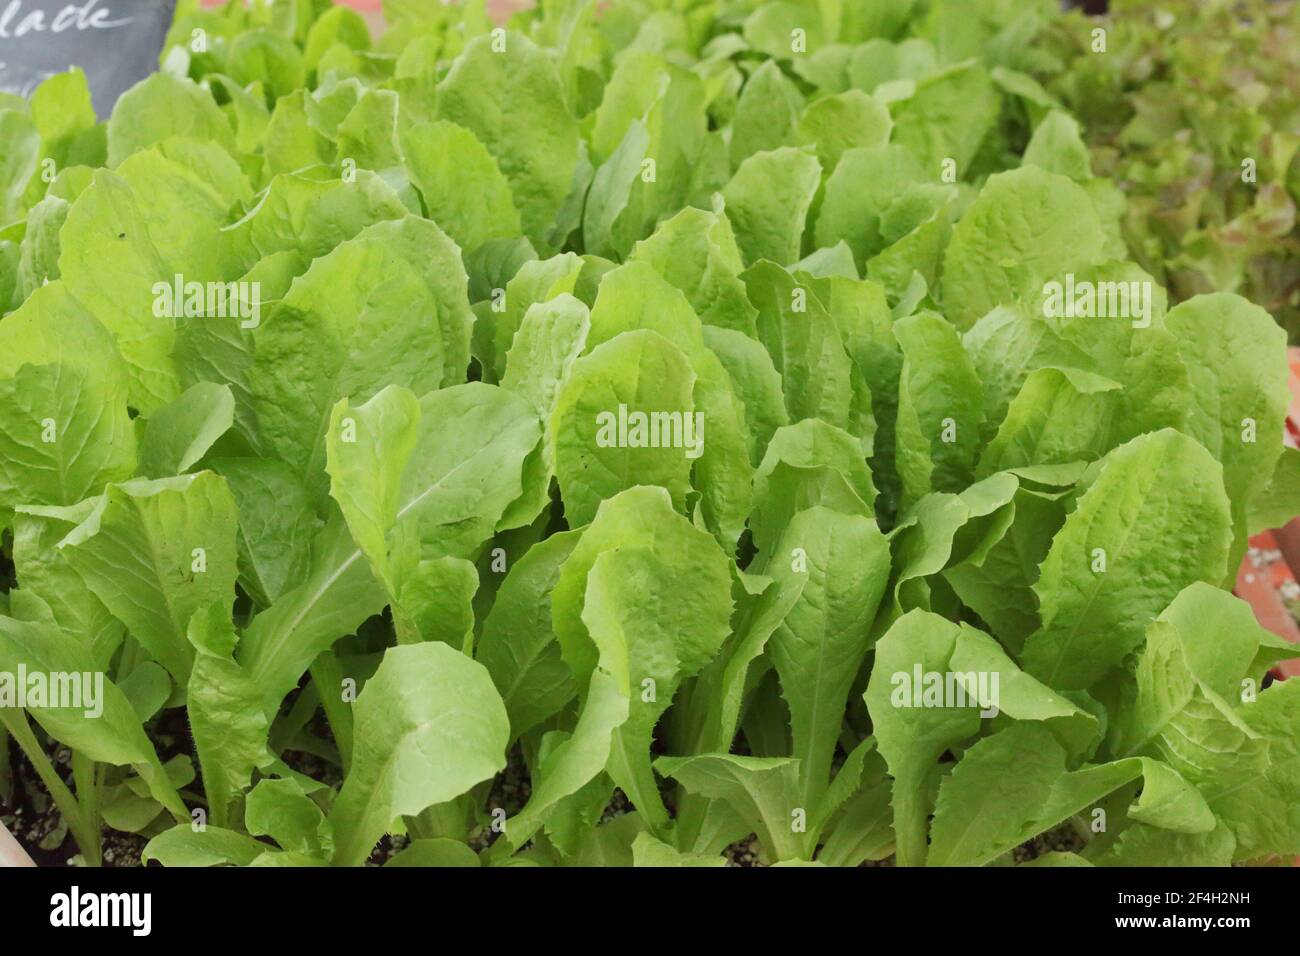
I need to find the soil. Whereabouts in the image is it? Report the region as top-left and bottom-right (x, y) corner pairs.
(2, 734), (72, 865)
(1013, 821), (1088, 863)
(2, 731), (151, 867)
(4, 716), (1095, 867)
(0, 703), (347, 869)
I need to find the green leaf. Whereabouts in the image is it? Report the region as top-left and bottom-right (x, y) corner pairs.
(143, 826), (270, 867)
(656, 753), (809, 862)
(963, 262), (1181, 445)
(117, 662), (171, 725)
(0, 359), (136, 512)
(492, 669), (629, 857)
(400, 120), (522, 255)
(768, 508), (891, 809)
(582, 55), (709, 261)
(816, 779), (895, 866)
(928, 723), (1066, 867)
(750, 419), (877, 558)
(1022, 430), (1233, 690)
(341, 382), (540, 562)
(397, 557), (479, 649)
(227, 29), (307, 102)
(325, 385), (422, 593)
(11, 502), (124, 668)
(949, 625), (1097, 756)
(729, 59), (804, 170)
(864, 610), (981, 866)
(329, 642), (508, 866)
(186, 604), (271, 829)
(336, 89), (404, 175)
(572, 511), (732, 831)
(552, 486), (733, 693)
(246, 777), (332, 856)
(886, 473), (1020, 620)
(702, 326), (789, 466)
(436, 34), (580, 253)
(262, 91), (334, 177)
(304, 5), (372, 75)
(867, 184), (957, 302)
(480, 253), (583, 383)
(54, 140), (252, 417)
(236, 509), (387, 714)
(386, 838), (480, 867)
(847, 36), (936, 92)
(926, 722), (1209, 866)
(796, 89), (892, 173)
(56, 171), (176, 412)
(1123, 585), (1300, 860)
(1090, 821), (1236, 868)
(631, 831), (726, 867)
(106, 73), (235, 167)
(742, 1), (827, 61)
(692, 573), (808, 761)
(816, 145), (929, 265)
(976, 367), (1123, 476)
(210, 457), (317, 607)
(58, 474), (239, 688)
(223, 168), (407, 273)
(477, 530), (582, 742)
(629, 199), (759, 335)
(722, 147), (822, 266)
(1220, 679), (1300, 860)
(890, 61), (999, 176)
(941, 166), (1107, 329)
(1128, 759), (1218, 835)
(0, 616), (185, 821)
(893, 311), (985, 504)
(942, 485), (1066, 652)
(1248, 447), (1300, 535)
(1022, 110), (1093, 182)
(502, 294), (591, 471)
(1165, 293), (1290, 574)
(551, 330), (697, 528)
(27, 68), (101, 184)
(584, 261), (754, 549)
(743, 261), (853, 432)
(251, 216), (475, 478)
(140, 383), (235, 479)
(18, 194), (71, 298)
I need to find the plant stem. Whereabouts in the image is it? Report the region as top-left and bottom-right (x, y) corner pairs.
(116, 636), (142, 681)
(71, 751), (100, 859)
(0, 709), (101, 866)
(608, 726), (671, 836)
(141, 761), (191, 825)
(0, 723), (12, 802)
(311, 651), (353, 775)
(893, 790), (926, 868)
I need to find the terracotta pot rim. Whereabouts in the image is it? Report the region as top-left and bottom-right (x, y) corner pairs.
(0, 818), (36, 867)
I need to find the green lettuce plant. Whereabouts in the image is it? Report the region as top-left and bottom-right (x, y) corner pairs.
(1037, 0), (1300, 338)
(0, 0), (1296, 868)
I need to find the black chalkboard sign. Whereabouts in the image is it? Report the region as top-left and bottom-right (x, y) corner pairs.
(0, 0), (178, 118)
